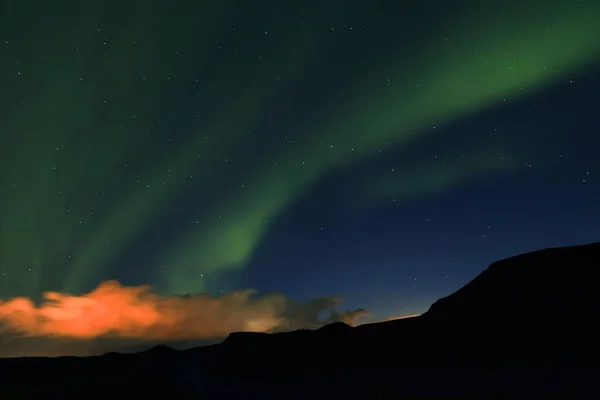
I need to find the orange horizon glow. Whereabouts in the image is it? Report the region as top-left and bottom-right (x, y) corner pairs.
(0, 280), (369, 343)
(0, 281), (284, 341)
(383, 314), (421, 321)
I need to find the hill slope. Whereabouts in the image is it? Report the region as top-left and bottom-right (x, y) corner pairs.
(1, 242), (599, 398)
(423, 241), (600, 322)
(212, 241), (600, 372)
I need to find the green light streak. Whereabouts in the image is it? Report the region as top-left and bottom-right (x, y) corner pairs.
(161, 0), (600, 293)
(0, 0), (598, 297)
(64, 3), (359, 293)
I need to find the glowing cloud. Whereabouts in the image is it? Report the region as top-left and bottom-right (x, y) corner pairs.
(0, 281), (367, 343)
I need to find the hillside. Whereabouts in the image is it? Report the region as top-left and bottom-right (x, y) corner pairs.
(1, 242), (599, 398)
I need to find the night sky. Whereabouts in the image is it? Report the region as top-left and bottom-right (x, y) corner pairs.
(0, 0), (599, 355)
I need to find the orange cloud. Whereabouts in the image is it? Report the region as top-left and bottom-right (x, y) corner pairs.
(0, 281), (368, 343)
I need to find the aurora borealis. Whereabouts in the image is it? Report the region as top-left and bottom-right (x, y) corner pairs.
(0, 0), (599, 356)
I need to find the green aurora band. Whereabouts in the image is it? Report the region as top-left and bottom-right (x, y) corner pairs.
(0, 0), (599, 297)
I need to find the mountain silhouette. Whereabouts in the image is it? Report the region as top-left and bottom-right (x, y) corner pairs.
(424, 241), (600, 323)
(1, 242), (599, 399)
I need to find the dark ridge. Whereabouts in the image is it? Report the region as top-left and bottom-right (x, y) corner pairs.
(316, 321), (351, 332)
(423, 241), (600, 323)
(142, 344), (176, 354)
(211, 241), (600, 373)
(101, 351), (121, 357)
(1, 242), (599, 398)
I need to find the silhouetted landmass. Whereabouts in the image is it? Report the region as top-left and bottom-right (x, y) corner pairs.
(1, 242), (599, 399)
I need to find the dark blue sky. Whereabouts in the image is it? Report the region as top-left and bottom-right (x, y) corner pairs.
(244, 72), (600, 319)
(1, 0), (599, 325)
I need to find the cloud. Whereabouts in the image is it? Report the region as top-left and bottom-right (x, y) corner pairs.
(0, 280), (368, 357)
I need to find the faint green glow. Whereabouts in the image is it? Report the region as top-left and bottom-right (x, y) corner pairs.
(0, 0), (598, 297)
(161, 0), (600, 293)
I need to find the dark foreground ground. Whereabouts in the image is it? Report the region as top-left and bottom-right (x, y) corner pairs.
(2, 242), (600, 399)
(3, 359), (600, 399)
